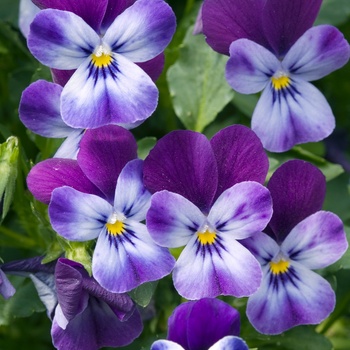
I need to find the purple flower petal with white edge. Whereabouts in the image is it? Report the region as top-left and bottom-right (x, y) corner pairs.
(281, 211), (348, 269)
(210, 336), (249, 350)
(151, 340), (184, 350)
(49, 186), (112, 241)
(93, 221), (175, 293)
(54, 129), (84, 159)
(19, 80), (71, 138)
(19, 0), (39, 38)
(283, 25), (350, 81)
(103, 0), (176, 63)
(114, 159), (151, 222)
(202, 0), (268, 55)
(226, 39), (279, 94)
(168, 298), (240, 350)
(27, 158), (103, 204)
(173, 234), (262, 299)
(146, 191), (205, 248)
(247, 262), (335, 334)
(28, 9), (99, 69)
(261, 0), (322, 57)
(0, 269), (15, 299)
(267, 160), (326, 242)
(60, 53), (158, 129)
(144, 130), (218, 213)
(251, 77), (335, 152)
(77, 126), (137, 203)
(210, 125), (269, 198)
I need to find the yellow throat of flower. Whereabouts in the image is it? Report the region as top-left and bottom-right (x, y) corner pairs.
(269, 259), (290, 275)
(91, 45), (112, 68)
(106, 220), (124, 236)
(197, 228), (217, 245)
(271, 75), (290, 90)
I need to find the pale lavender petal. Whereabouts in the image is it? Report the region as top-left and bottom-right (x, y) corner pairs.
(146, 191), (205, 248)
(247, 263), (335, 334)
(262, 0), (322, 57)
(49, 187), (112, 241)
(202, 0), (268, 55)
(251, 78), (335, 152)
(60, 53), (158, 129)
(173, 235), (262, 299)
(226, 39), (278, 94)
(267, 160), (326, 242)
(282, 211), (348, 269)
(283, 25), (350, 81)
(151, 340), (184, 350)
(114, 160), (151, 221)
(93, 222), (175, 293)
(0, 270), (15, 299)
(77, 126), (137, 203)
(103, 0), (176, 62)
(28, 9), (98, 69)
(54, 129), (84, 159)
(19, 80), (71, 138)
(19, 0), (40, 38)
(210, 125), (269, 198)
(210, 336), (248, 350)
(208, 182), (272, 239)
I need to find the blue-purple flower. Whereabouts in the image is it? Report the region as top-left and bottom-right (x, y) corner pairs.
(27, 0), (176, 129)
(201, 0), (350, 152)
(151, 298), (248, 350)
(144, 125), (272, 299)
(0, 269), (16, 300)
(242, 160), (348, 334)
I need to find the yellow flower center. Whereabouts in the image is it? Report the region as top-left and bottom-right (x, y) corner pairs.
(197, 228), (217, 245)
(91, 45), (112, 68)
(269, 259), (290, 275)
(271, 75), (290, 90)
(106, 220), (124, 236)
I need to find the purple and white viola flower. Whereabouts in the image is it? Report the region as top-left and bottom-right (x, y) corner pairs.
(144, 125), (272, 299)
(151, 298), (248, 350)
(19, 0), (40, 38)
(242, 160), (348, 334)
(27, 0), (176, 128)
(201, 0), (350, 152)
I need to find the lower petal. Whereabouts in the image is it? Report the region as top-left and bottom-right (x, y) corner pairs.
(151, 340), (184, 350)
(209, 336), (248, 350)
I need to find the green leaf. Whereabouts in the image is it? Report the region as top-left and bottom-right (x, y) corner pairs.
(167, 26), (234, 132)
(129, 281), (158, 307)
(65, 241), (93, 275)
(316, 0), (350, 26)
(137, 137), (157, 160)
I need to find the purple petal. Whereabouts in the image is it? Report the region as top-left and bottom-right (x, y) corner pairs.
(283, 25), (350, 81)
(208, 182), (272, 239)
(54, 129), (84, 159)
(247, 263), (335, 334)
(101, 0), (136, 32)
(210, 336), (249, 350)
(202, 0), (269, 55)
(0, 270), (15, 299)
(210, 125), (269, 198)
(226, 39), (278, 94)
(193, 4), (203, 35)
(151, 340), (184, 350)
(168, 298), (240, 350)
(93, 222), (175, 293)
(51, 69), (75, 87)
(143, 130), (218, 213)
(28, 9), (98, 69)
(146, 191), (205, 248)
(103, 0), (176, 62)
(282, 211), (348, 269)
(32, 0), (108, 32)
(77, 125), (137, 203)
(136, 53), (165, 82)
(251, 78), (335, 152)
(262, 0), (322, 57)
(27, 158), (103, 204)
(19, 80), (72, 138)
(19, 0), (40, 38)
(267, 160), (326, 242)
(60, 53), (158, 129)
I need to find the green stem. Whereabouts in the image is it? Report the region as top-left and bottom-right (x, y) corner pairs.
(0, 226), (36, 248)
(184, 0), (195, 15)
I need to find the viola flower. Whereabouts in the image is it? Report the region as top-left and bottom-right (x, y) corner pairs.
(242, 160), (348, 334)
(19, 0), (39, 38)
(145, 125), (272, 299)
(201, 0), (350, 152)
(27, 0), (176, 128)
(151, 298), (248, 350)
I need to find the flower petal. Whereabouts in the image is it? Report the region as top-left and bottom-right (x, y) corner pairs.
(0, 270), (15, 299)
(151, 340), (184, 350)
(143, 130), (218, 213)
(262, 0), (322, 57)
(208, 182), (272, 240)
(226, 39), (278, 94)
(49, 186), (112, 241)
(103, 0), (176, 62)
(51, 68), (75, 87)
(27, 158), (103, 204)
(202, 0), (268, 55)
(136, 53), (165, 82)
(19, 0), (40, 38)
(267, 160), (326, 242)
(77, 125), (137, 203)
(247, 263), (335, 334)
(146, 191), (205, 248)
(283, 25), (350, 81)
(60, 53), (158, 129)
(93, 222), (175, 293)
(54, 129), (84, 159)
(28, 9), (99, 69)
(210, 336), (249, 350)
(251, 78), (335, 152)
(282, 211), (348, 269)
(19, 80), (71, 138)
(210, 125), (269, 198)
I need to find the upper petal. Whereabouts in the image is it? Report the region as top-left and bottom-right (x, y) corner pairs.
(101, 0), (136, 32)
(19, 0), (40, 38)
(209, 336), (249, 350)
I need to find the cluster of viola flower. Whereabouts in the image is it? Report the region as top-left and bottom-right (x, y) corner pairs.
(1, 0), (350, 349)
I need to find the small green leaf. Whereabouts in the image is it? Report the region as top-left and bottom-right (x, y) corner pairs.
(129, 281), (158, 307)
(65, 241), (93, 275)
(137, 137), (157, 160)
